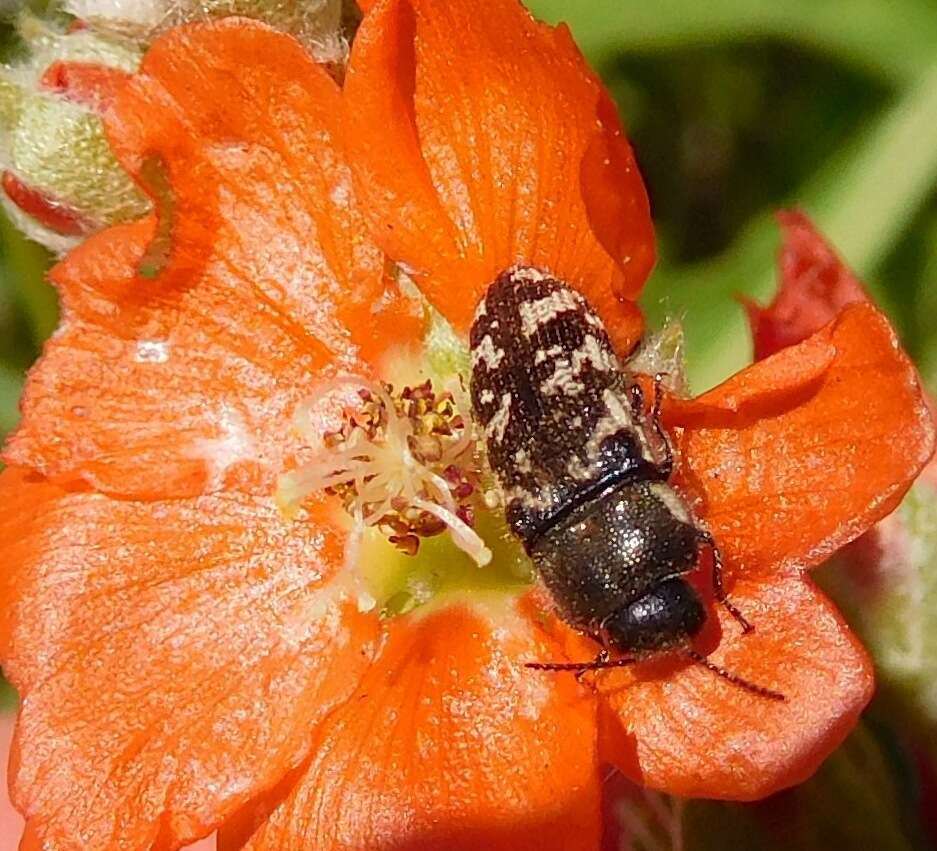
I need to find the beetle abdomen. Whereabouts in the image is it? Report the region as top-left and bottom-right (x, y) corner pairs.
(469, 266), (658, 547)
(529, 480), (701, 631)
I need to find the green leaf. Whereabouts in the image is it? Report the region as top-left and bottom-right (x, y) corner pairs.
(0, 676), (16, 712)
(910, 212), (937, 390)
(527, 0), (937, 86)
(0, 361), (23, 439)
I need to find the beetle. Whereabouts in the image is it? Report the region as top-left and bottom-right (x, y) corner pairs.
(469, 266), (783, 699)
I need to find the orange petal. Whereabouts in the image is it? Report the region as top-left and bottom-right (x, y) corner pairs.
(4, 20), (424, 499)
(597, 574), (873, 800)
(218, 603), (601, 851)
(0, 467), (378, 850)
(5, 220), (321, 499)
(673, 302), (934, 578)
(343, 0), (652, 353)
(745, 211), (869, 360)
(664, 332), (836, 427)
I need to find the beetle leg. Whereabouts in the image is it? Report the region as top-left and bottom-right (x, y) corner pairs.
(527, 636), (624, 675)
(628, 382), (644, 418)
(649, 372), (674, 478)
(576, 648), (610, 682)
(629, 375), (673, 480)
(525, 651), (634, 674)
(698, 530), (753, 633)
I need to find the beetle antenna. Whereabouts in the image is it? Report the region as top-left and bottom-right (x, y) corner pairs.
(687, 650), (785, 702)
(527, 653), (785, 702)
(525, 657), (635, 673)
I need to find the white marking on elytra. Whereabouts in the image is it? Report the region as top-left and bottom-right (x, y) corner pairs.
(566, 456), (593, 481)
(574, 335), (617, 373)
(650, 482), (692, 524)
(513, 448), (533, 473)
(540, 361), (586, 396)
(602, 388), (636, 430)
(582, 387), (653, 467)
(538, 334), (616, 397)
(519, 290), (584, 337)
(479, 388), (495, 405)
(487, 392), (513, 443)
(509, 266), (552, 284)
(534, 345), (564, 365)
(472, 334), (505, 370)
(564, 386), (652, 481)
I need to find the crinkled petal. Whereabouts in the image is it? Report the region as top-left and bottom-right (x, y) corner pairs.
(218, 603), (600, 851)
(4, 20), (424, 499)
(669, 302), (934, 578)
(0, 467), (378, 851)
(596, 574), (873, 800)
(344, 0), (652, 353)
(744, 211), (869, 359)
(663, 332), (836, 426)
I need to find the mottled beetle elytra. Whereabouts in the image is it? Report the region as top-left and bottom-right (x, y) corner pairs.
(469, 266), (784, 701)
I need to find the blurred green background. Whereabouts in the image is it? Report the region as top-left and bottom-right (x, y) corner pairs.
(3, 0), (937, 847)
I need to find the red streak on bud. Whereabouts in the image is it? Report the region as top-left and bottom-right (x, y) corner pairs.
(68, 19), (89, 32)
(40, 61), (131, 111)
(2, 171), (94, 236)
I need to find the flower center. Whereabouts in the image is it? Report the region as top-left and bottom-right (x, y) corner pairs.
(278, 315), (535, 617)
(280, 376), (491, 563)
(357, 507), (533, 617)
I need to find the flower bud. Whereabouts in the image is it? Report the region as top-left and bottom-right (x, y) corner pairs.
(0, 24), (149, 253)
(0, 76), (21, 131)
(66, 0), (345, 61)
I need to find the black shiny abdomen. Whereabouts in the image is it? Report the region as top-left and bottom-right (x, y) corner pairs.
(470, 267), (707, 656)
(529, 480), (705, 651)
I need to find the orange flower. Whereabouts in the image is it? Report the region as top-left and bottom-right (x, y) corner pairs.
(0, 4), (932, 851)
